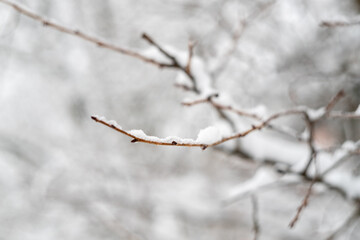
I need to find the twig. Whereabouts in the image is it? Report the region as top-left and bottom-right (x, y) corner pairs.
(251, 194), (260, 240)
(91, 116), (206, 148)
(325, 90), (345, 116)
(329, 112), (360, 119)
(91, 109), (305, 150)
(141, 33), (199, 93)
(321, 20), (360, 28)
(302, 90), (346, 175)
(0, 0), (181, 69)
(183, 96), (308, 141)
(301, 113), (316, 175)
(289, 181), (316, 228)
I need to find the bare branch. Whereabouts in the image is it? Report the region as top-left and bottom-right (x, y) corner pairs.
(289, 181), (315, 228)
(301, 113), (316, 175)
(325, 90), (345, 116)
(321, 20), (360, 28)
(251, 194), (260, 240)
(329, 111), (360, 119)
(142, 33), (180, 65)
(0, 0), (181, 69)
(301, 90), (346, 175)
(141, 33), (199, 92)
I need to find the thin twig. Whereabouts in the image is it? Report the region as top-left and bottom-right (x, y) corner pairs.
(0, 0), (177, 68)
(289, 181), (316, 228)
(251, 194), (260, 240)
(321, 20), (360, 27)
(183, 96), (308, 141)
(301, 113), (316, 176)
(329, 112), (360, 119)
(141, 33), (199, 93)
(325, 90), (345, 116)
(91, 109), (305, 150)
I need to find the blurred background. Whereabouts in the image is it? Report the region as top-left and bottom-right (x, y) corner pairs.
(0, 0), (359, 239)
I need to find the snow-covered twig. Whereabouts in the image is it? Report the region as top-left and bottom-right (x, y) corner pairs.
(91, 109), (305, 150)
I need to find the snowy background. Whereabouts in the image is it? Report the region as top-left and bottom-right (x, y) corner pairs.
(0, 0), (360, 239)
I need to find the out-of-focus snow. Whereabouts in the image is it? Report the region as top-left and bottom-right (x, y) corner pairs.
(240, 130), (309, 164)
(355, 104), (360, 114)
(226, 166), (280, 202)
(324, 172), (360, 199)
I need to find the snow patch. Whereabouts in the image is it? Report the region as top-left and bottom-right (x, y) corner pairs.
(306, 107), (325, 120)
(196, 126), (222, 144)
(355, 104), (360, 114)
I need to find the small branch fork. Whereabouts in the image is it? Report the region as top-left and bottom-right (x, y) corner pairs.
(141, 33), (199, 92)
(0, 0), (199, 92)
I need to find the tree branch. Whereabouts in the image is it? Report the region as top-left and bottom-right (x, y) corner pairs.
(289, 181), (315, 228)
(91, 109), (305, 150)
(141, 33), (199, 93)
(0, 0), (176, 68)
(251, 194), (260, 240)
(321, 20), (360, 27)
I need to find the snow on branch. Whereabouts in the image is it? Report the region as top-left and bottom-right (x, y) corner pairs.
(91, 108), (306, 150)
